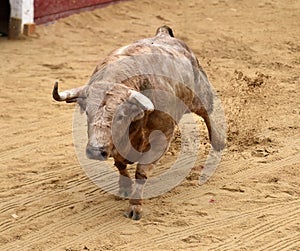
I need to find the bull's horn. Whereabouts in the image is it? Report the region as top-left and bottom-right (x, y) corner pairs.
(52, 81), (85, 103)
(128, 90), (154, 111)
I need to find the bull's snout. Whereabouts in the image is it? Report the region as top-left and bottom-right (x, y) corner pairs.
(86, 145), (109, 160)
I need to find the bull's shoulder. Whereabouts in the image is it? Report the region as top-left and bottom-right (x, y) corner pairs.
(91, 46), (133, 75)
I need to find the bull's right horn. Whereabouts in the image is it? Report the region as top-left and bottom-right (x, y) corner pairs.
(128, 90), (154, 111)
(52, 81), (85, 103)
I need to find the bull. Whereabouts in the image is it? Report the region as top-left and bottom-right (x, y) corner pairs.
(52, 26), (225, 220)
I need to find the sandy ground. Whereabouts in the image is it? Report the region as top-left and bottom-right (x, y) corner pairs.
(0, 0), (299, 250)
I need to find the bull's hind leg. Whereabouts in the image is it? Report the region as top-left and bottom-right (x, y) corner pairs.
(124, 163), (154, 220)
(114, 161), (133, 198)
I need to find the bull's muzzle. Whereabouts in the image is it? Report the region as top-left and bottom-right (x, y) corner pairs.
(86, 145), (109, 161)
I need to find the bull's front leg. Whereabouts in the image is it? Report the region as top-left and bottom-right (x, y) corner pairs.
(115, 161), (133, 198)
(124, 163), (154, 220)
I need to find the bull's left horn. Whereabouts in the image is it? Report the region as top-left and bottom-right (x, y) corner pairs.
(128, 90), (154, 111)
(52, 81), (85, 103)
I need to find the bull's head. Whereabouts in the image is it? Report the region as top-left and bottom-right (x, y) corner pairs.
(53, 82), (154, 161)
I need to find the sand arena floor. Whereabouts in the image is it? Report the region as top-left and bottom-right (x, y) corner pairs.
(0, 0), (299, 250)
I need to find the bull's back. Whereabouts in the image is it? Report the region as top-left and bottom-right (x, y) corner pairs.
(91, 30), (213, 114)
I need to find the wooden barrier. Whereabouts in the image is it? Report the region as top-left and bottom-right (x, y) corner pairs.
(0, 0), (122, 38)
(34, 0), (124, 24)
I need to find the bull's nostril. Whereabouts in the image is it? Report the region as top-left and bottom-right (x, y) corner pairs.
(86, 145), (108, 160)
(100, 151), (108, 159)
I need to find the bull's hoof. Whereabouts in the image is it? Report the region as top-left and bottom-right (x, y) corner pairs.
(124, 210), (142, 220)
(124, 205), (142, 220)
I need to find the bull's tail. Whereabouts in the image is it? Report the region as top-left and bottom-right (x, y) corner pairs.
(202, 109), (226, 152)
(191, 93), (226, 152)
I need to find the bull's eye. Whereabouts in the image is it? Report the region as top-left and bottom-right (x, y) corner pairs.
(86, 111), (89, 116)
(115, 115), (123, 122)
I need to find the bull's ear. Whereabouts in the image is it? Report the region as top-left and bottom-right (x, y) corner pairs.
(131, 105), (145, 121)
(128, 90), (154, 112)
(118, 102), (145, 122)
